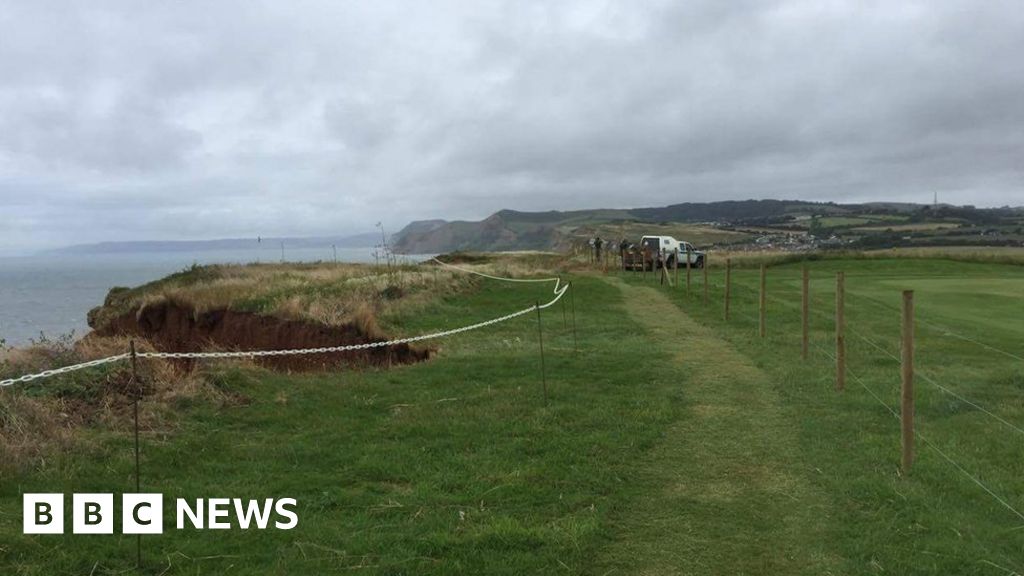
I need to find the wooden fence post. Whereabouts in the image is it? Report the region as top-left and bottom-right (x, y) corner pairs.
(674, 248), (679, 288)
(835, 271), (845, 391)
(724, 258), (732, 321)
(759, 264), (767, 338)
(702, 254), (709, 305)
(801, 266), (809, 361)
(901, 290), (915, 473)
(686, 245), (692, 296)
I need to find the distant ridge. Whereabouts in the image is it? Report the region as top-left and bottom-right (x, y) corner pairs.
(392, 199), (1022, 253)
(48, 232), (379, 255)
(392, 200), (836, 253)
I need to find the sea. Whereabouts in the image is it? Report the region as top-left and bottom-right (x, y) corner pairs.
(0, 247), (429, 346)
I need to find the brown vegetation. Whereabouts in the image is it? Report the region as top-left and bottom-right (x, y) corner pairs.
(0, 335), (220, 471)
(93, 300), (430, 371)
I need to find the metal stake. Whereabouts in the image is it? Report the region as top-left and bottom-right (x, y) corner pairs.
(569, 282), (578, 353)
(561, 288), (567, 330)
(535, 302), (548, 405)
(129, 340), (142, 568)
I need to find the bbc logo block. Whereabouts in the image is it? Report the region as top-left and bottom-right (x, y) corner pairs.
(23, 494), (64, 534)
(123, 493), (164, 534)
(72, 493), (114, 534)
(24, 493), (163, 535)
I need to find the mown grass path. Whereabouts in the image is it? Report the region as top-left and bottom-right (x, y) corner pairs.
(592, 278), (840, 575)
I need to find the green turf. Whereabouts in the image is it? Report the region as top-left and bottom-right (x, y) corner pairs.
(3, 258), (1023, 574)
(0, 276), (689, 574)
(619, 258), (1024, 574)
(591, 279), (840, 574)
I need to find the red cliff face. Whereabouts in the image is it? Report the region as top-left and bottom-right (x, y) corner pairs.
(94, 300), (430, 372)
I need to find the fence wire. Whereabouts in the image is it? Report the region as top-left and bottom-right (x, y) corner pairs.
(654, 265), (1024, 525)
(712, 270), (1024, 440)
(844, 290), (1024, 363)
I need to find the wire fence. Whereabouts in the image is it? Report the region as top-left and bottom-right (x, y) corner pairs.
(811, 339), (1024, 523)
(725, 273), (1024, 441)
(621, 260), (1024, 528)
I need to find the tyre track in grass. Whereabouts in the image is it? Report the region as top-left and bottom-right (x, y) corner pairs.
(592, 278), (841, 575)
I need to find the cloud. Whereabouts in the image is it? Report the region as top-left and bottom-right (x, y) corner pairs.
(0, 0), (1021, 253)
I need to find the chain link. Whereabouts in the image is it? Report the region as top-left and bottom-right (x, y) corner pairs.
(431, 257), (567, 295)
(0, 354), (130, 387)
(431, 256), (570, 310)
(1, 282), (570, 384)
(136, 303), (542, 360)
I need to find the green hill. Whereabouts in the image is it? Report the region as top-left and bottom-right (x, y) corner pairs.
(392, 200), (1024, 253)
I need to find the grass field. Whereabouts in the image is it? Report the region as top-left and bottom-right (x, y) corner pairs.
(1, 274), (689, 574)
(2, 256), (1023, 574)
(570, 222), (752, 247)
(852, 223), (960, 233)
(620, 258), (1024, 573)
(816, 216), (875, 228)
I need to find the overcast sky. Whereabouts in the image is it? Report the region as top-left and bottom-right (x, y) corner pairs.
(1, 0), (1022, 253)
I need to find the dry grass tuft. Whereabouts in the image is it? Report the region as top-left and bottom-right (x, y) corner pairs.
(0, 392), (76, 470)
(351, 302), (382, 339)
(0, 334), (259, 473)
(89, 261), (487, 336)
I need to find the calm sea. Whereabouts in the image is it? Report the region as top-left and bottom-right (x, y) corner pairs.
(0, 247), (428, 346)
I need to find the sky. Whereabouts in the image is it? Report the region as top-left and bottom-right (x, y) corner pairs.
(1, 0), (1022, 253)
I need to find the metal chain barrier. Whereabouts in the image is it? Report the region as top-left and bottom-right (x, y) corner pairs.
(431, 257), (567, 295)
(139, 303), (542, 360)
(0, 354), (130, 387)
(1, 277), (570, 385)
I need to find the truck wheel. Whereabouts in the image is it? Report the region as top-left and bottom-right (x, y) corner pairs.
(696, 256), (705, 268)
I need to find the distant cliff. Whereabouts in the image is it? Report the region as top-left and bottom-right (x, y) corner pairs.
(390, 200), (1023, 253)
(392, 211), (567, 253)
(391, 201), (834, 253)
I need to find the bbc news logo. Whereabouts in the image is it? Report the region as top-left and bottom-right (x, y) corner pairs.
(24, 494), (298, 534)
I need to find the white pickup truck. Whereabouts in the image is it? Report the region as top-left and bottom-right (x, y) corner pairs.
(640, 235), (705, 269)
